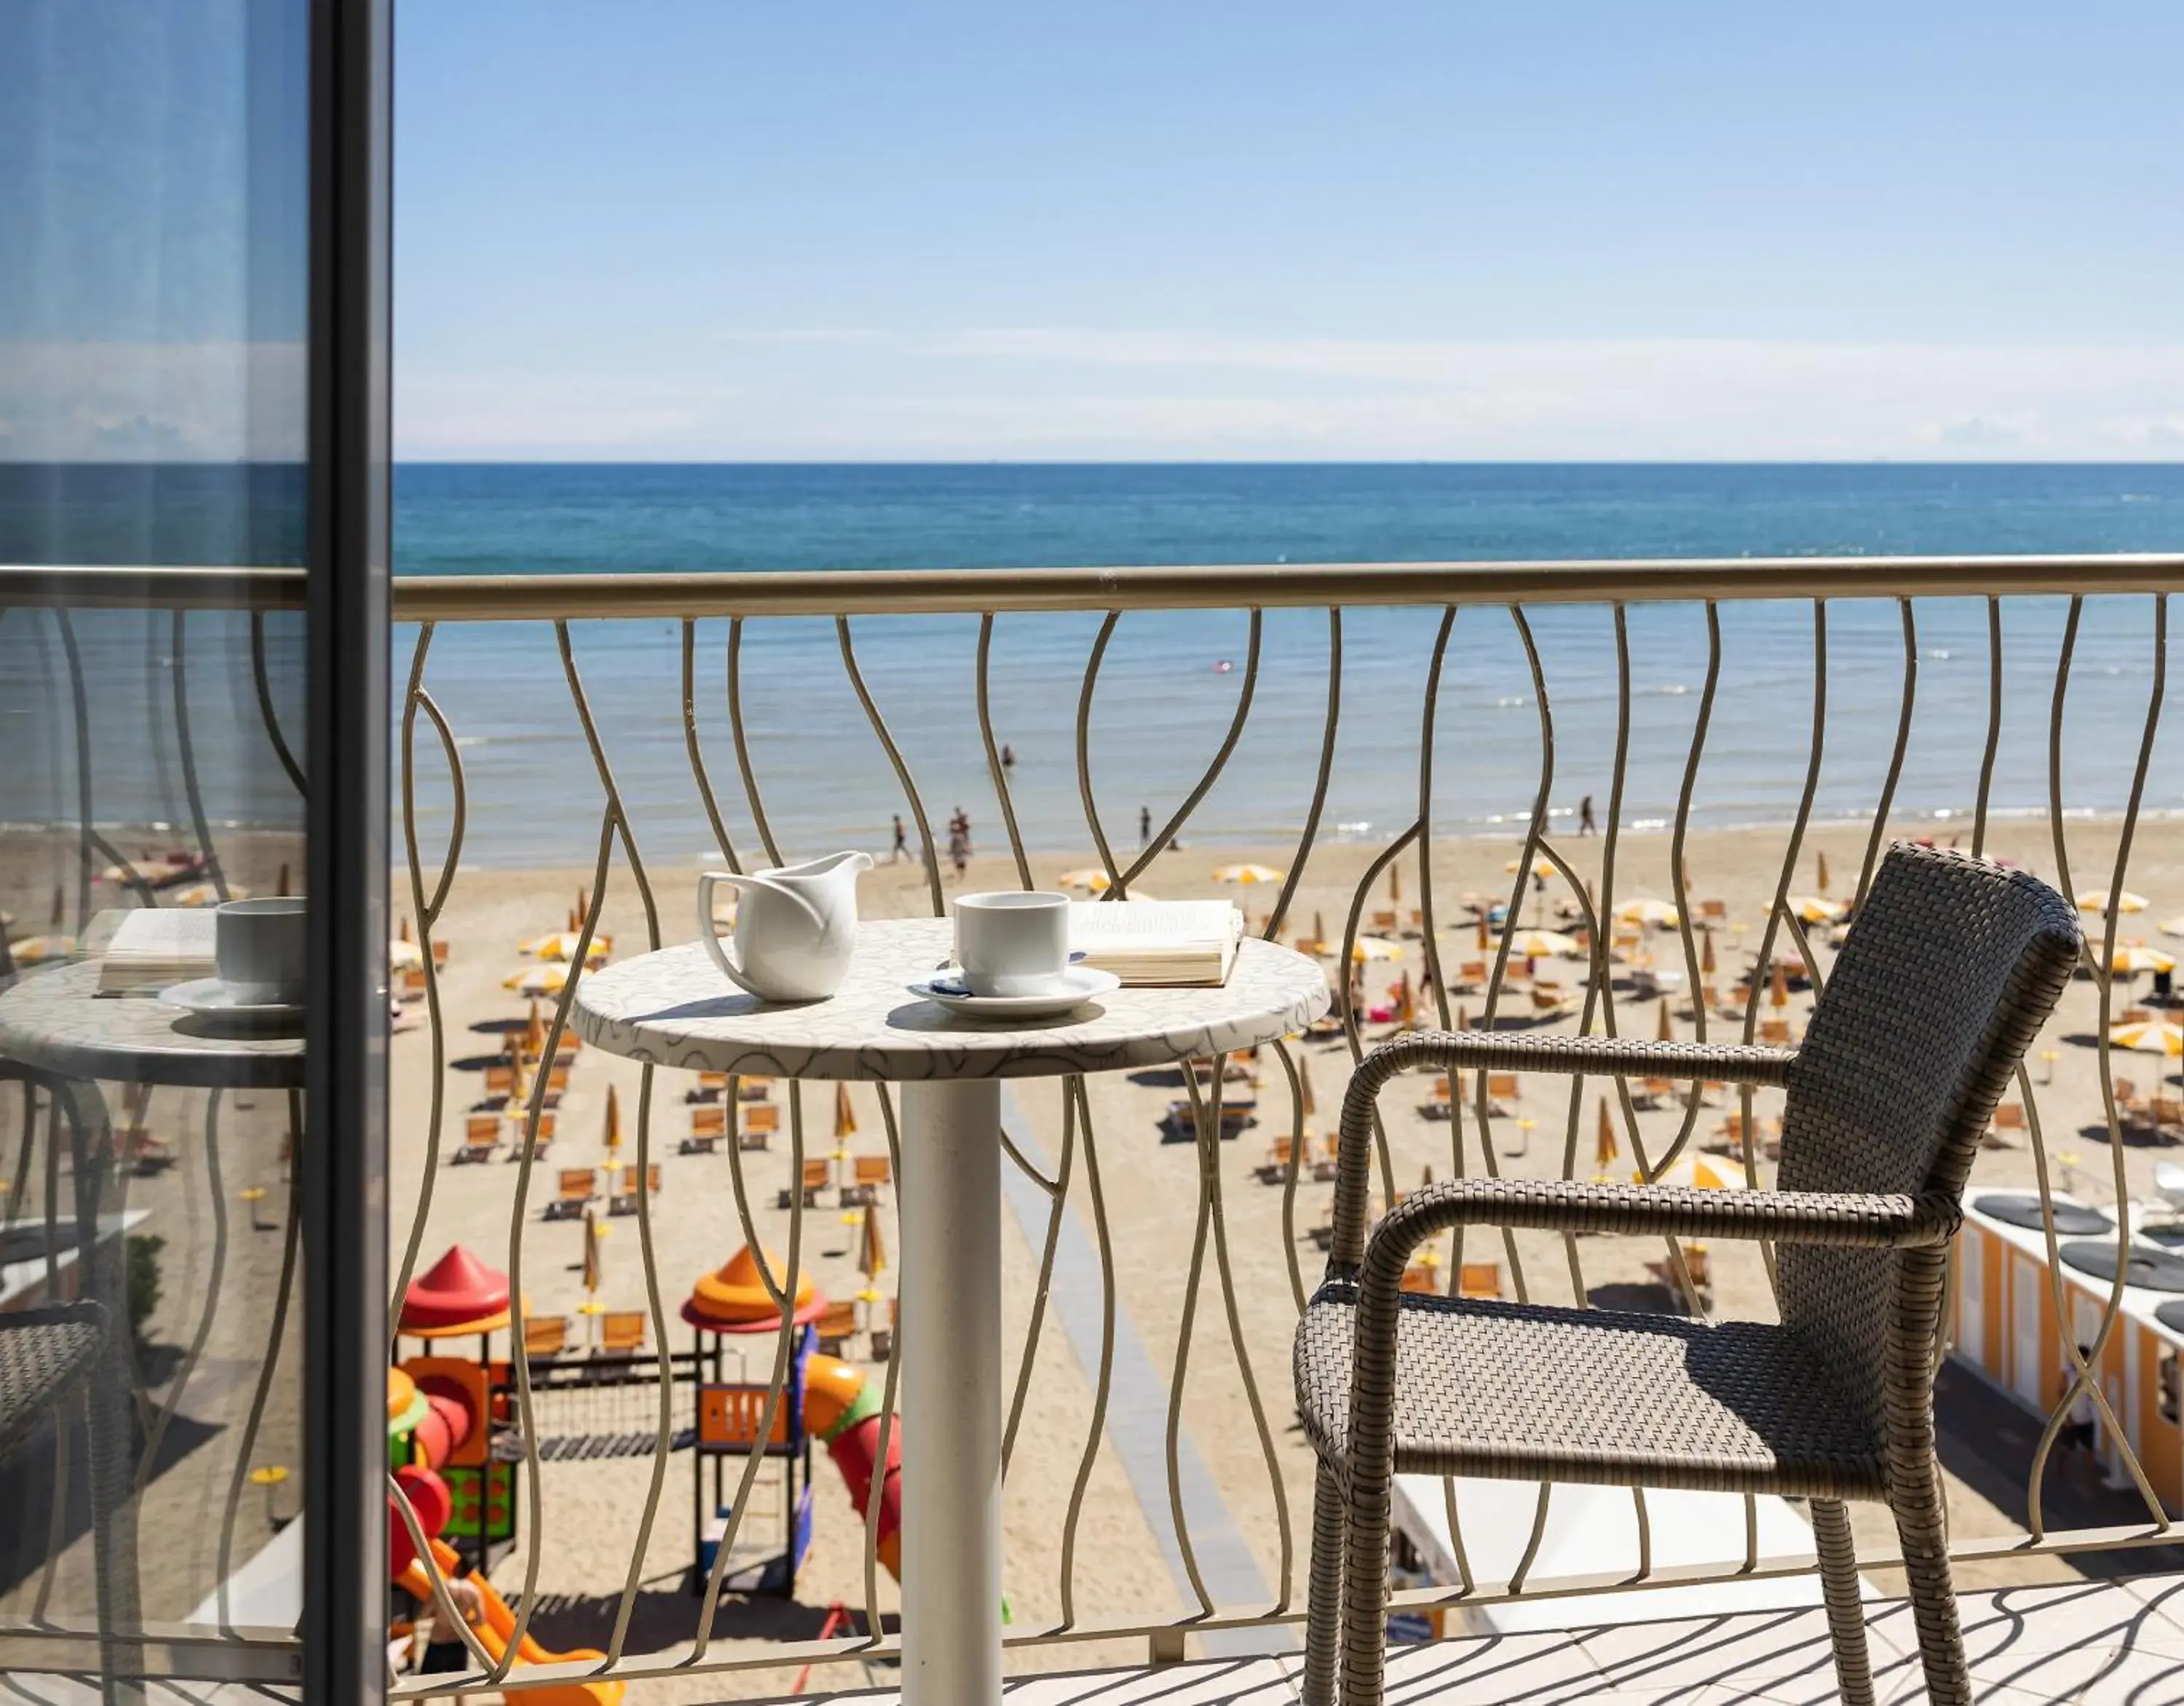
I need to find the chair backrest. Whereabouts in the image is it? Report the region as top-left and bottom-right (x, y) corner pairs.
(816, 1299), (859, 1339)
(854, 1155), (891, 1186)
(745, 1103), (780, 1133)
(1486, 1073), (1519, 1100)
(600, 1312), (646, 1353)
(1457, 1261), (1503, 1299)
(523, 1315), (568, 1356)
(1775, 844), (2078, 1436)
(802, 1158), (830, 1190)
(691, 1105), (726, 1138)
(557, 1167), (595, 1201)
(465, 1114), (500, 1144)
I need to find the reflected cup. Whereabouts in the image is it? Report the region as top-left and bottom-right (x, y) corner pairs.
(216, 897), (306, 1004)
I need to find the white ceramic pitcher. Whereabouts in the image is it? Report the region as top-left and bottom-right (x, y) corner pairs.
(696, 850), (874, 1001)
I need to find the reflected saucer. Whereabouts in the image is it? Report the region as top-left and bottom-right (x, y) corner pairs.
(159, 977), (305, 1027)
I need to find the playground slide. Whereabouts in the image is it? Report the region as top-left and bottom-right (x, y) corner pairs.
(801, 1354), (903, 1580)
(400, 1540), (625, 1706)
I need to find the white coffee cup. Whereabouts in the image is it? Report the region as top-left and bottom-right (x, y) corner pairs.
(954, 891), (1071, 998)
(216, 897), (306, 1004)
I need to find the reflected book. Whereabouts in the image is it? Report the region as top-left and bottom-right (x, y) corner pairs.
(95, 908), (216, 996)
(1067, 900), (1244, 987)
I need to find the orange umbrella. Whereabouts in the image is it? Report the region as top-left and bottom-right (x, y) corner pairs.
(399, 915), (413, 944)
(859, 1205), (886, 1280)
(1390, 863), (1402, 905)
(834, 1083), (858, 1140)
(1396, 970), (1416, 1027)
(1701, 928), (1717, 977)
(582, 1210), (601, 1299)
(604, 1084), (622, 1155)
(1313, 910), (1326, 948)
(1770, 959), (1790, 1010)
(1816, 850), (1832, 894)
(1595, 1098), (1618, 1170)
(525, 999), (545, 1060)
(1657, 996), (1674, 1042)
(1475, 914), (1491, 951)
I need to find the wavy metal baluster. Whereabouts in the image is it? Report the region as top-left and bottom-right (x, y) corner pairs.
(1337, 825), (1417, 1205)
(1075, 614), (1126, 892)
(1414, 608), (1458, 1033)
(387, 1469), (499, 1672)
(553, 623), (673, 1667)
(681, 619), (743, 876)
(1162, 1068), (1222, 1615)
(1001, 1097), (1075, 1476)
(1273, 1039), (1310, 1311)
(169, 611), (228, 902)
(250, 608), (306, 796)
(1056, 1075), (1117, 1626)
(839, 616), (943, 916)
(727, 617), (783, 868)
(859, 1085), (907, 1649)
(1264, 608), (1342, 943)
(2025, 594), (2171, 1534)
(692, 1084), (808, 1657)
(1655, 603), (1723, 1183)
(391, 625), (468, 1336)
(137, 1087), (225, 1488)
(1971, 595), (2002, 860)
(1853, 600), (1917, 912)
(976, 614), (1034, 891)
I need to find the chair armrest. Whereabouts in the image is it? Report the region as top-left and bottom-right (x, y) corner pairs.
(1412, 1030), (1797, 1087)
(1330, 1176), (1957, 1289)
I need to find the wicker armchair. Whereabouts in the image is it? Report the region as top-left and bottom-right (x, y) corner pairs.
(1294, 845), (2081, 1706)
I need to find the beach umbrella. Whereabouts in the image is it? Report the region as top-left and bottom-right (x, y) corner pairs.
(9, 935), (76, 965)
(604, 1084), (622, 1155)
(1396, 971), (1416, 1028)
(1596, 1099), (1621, 1170)
(2110, 1019), (2184, 1057)
(505, 963), (570, 996)
(1816, 850), (1832, 894)
(1350, 937), (1404, 963)
(1645, 1154), (1749, 1191)
(1213, 863), (1285, 886)
(1786, 895), (1845, 925)
(50, 884), (63, 925)
(577, 886), (590, 923)
(2160, 916), (2184, 941)
(2080, 889), (2150, 916)
(1312, 910), (1327, 948)
(398, 916), (414, 944)
(582, 1209), (602, 1299)
(1615, 898), (1680, 929)
(1701, 929), (1718, 977)
(171, 882), (241, 908)
(834, 1083), (858, 1140)
(525, 999), (546, 1059)
(859, 1203), (886, 1280)
(1770, 960), (1791, 1010)
(275, 863), (290, 899)
(389, 938), (424, 972)
(2114, 947), (2177, 976)
(1390, 863), (1403, 905)
(1504, 857), (1559, 881)
(1657, 997), (1674, 1042)
(1455, 1003), (1471, 1031)
(523, 930), (609, 964)
(1056, 868), (1112, 893)
(1503, 929), (1580, 959)
(1475, 914), (1491, 951)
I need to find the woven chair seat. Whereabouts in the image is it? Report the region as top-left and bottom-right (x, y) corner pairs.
(0, 1303), (104, 1463)
(1297, 1287), (1886, 1499)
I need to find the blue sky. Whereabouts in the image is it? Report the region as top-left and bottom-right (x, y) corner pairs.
(7, 2), (2184, 459)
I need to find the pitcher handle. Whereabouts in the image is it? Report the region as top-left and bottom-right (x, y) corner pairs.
(697, 873), (764, 997)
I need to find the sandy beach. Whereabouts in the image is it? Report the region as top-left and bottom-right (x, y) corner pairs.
(365, 811), (2184, 1700)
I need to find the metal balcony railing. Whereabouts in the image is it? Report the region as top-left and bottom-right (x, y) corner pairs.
(6, 552), (2184, 1699)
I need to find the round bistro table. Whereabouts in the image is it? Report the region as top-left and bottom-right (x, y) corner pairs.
(573, 916), (1328, 1705)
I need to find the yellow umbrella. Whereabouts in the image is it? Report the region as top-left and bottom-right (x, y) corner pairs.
(1504, 929), (1580, 959)
(2113, 946), (2177, 976)
(604, 1084), (622, 1154)
(523, 931), (610, 963)
(1504, 857), (1559, 881)
(1645, 1154), (1749, 1191)
(1816, 850), (1832, 894)
(1786, 895), (1845, 924)
(505, 963), (570, 996)
(1615, 898), (1681, 929)
(389, 938), (424, 972)
(1056, 868), (1112, 893)
(834, 1083), (858, 1140)
(2110, 1019), (2184, 1057)
(2081, 889), (2151, 915)
(1350, 937), (1404, 963)
(1213, 863), (1285, 886)
(1594, 1099), (1618, 1170)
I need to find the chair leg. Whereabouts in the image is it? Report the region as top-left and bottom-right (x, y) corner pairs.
(1302, 1464), (1344, 1706)
(1889, 1471), (1971, 1706)
(1811, 1499), (1875, 1706)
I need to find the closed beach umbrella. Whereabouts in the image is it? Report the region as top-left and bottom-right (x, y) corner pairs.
(1396, 971), (1416, 1027)
(1770, 960), (1790, 1009)
(399, 916), (414, 944)
(525, 999), (545, 1058)
(1056, 868), (1112, 893)
(2110, 1019), (2184, 1057)
(1816, 851), (1832, 894)
(2080, 889), (2150, 916)
(1213, 863), (1284, 886)
(2114, 947), (2176, 976)
(1645, 1154), (1749, 1191)
(1787, 895), (1845, 925)
(859, 1204), (886, 1280)
(1475, 914), (1491, 951)
(1701, 928), (1717, 977)
(1350, 937), (1404, 963)
(604, 1084), (622, 1154)
(1389, 864), (1402, 905)
(1313, 910), (1327, 948)
(1616, 898), (1681, 929)
(834, 1083), (858, 1140)
(1658, 997), (1674, 1042)
(582, 1209), (602, 1298)
(1504, 929), (1580, 959)
(1595, 1099), (1618, 1170)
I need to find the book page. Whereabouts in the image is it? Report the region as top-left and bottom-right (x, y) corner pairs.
(1067, 900), (1239, 948)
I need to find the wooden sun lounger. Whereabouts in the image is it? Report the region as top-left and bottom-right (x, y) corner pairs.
(609, 1163), (661, 1214)
(815, 1299), (860, 1358)
(523, 1315), (569, 1359)
(598, 1311), (647, 1355)
(547, 1167), (597, 1220)
(454, 1113), (501, 1165)
(683, 1104), (727, 1154)
(739, 1103), (779, 1150)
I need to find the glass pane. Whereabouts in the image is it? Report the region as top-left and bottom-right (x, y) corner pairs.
(0, 1), (312, 1698)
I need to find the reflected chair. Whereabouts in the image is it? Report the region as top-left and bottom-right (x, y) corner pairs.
(1293, 845), (2080, 1706)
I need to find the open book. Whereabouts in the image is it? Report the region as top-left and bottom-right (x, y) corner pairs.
(1068, 900), (1245, 987)
(95, 908), (216, 996)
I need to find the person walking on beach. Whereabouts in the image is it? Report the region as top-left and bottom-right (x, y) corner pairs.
(1001, 743), (1016, 772)
(890, 815), (907, 863)
(1139, 805), (1152, 847)
(1578, 795), (1597, 837)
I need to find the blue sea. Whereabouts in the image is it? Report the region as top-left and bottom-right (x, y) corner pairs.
(4, 463), (2183, 866)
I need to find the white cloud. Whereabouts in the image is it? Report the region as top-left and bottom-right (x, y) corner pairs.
(0, 342), (306, 461)
(395, 333), (2184, 460)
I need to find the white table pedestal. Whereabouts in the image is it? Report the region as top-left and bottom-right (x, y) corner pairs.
(898, 1078), (1003, 1706)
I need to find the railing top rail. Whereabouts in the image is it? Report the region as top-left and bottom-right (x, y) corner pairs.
(3, 552), (2183, 616)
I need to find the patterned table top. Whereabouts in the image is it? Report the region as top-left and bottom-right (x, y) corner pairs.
(572, 917), (1330, 1082)
(0, 961), (306, 1089)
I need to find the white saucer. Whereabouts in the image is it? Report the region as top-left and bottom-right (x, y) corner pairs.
(159, 977), (306, 1025)
(906, 965), (1121, 1020)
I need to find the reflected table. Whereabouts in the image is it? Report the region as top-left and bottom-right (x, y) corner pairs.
(0, 960), (304, 1705)
(574, 917), (1326, 1706)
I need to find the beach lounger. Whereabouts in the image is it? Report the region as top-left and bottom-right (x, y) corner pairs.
(609, 1163), (660, 1215)
(737, 1075), (775, 1102)
(1458, 1261), (1504, 1301)
(1399, 1263), (1441, 1296)
(777, 1157), (830, 1209)
(1484, 1072), (1521, 1116)
(1159, 1099), (1257, 1141)
(547, 1167), (597, 1220)
(1371, 909), (1399, 933)
(1257, 1135), (1298, 1183)
(523, 1315), (569, 1360)
(869, 1298), (899, 1363)
(1311, 1135), (1340, 1183)
(839, 1154), (893, 1206)
(740, 1103), (779, 1150)
(454, 1114), (501, 1165)
(483, 1063), (517, 1102)
(539, 1064), (571, 1106)
(598, 1312), (647, 1356)
(397, 967), (428, 1002)
(1760, 1018), (1795, 1045)
(683, 1104), (727, 1154)
(511, 1109), (555, 1159)
(815, 1299), (860, 1359)
(692, 1071), (729, 1100)
(1700, 897), (1728, 922)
